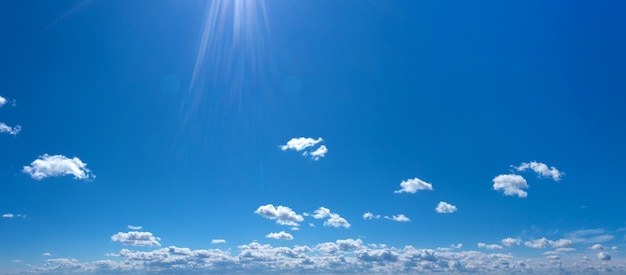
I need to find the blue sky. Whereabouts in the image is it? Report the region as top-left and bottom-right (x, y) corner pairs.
(1, 0), (626, 273)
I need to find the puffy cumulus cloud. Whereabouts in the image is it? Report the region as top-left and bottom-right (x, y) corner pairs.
(127, 225), (142, 230)
(266, 231), (294, 240)
(524, 238), (573, 249)
(312, 207), (350, 228)
(211, 239), (226, 244)
(24, 240), (626, 274)
(280, 137), (323, 151)
(435, 201), (457, 214)
(477, 243), (503, 250)
(492, 174), (528, 198)
(590, 244), (605, 250)
(502, 238), (522, 247)
(23, 154), (95, 180)
(394, 177), (433, 194)
(111, 231), (161, 247)
(0, 122), (21, 135)
(362, 212), (381, 220)
(566, 229), (614, 243)
(0, 95), (6, 107)
(597, 252), (611, 261)
(514, 161), (563, 181)
(305, 145), (328, 161)
(255, 204), (304, 227)
(385, 214), (410, 222)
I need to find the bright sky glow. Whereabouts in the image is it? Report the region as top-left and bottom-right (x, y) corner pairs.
(1, 0), (626, 274)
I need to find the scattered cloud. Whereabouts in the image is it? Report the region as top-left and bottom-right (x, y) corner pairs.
(127, 225), (142, 230)
(435, 201), (457, 213)
(385, 214), (410, 222)
(362, 212), (381, 220)
(590, 244), (605, 250)
(211, 239), (226, 244)
(280, 137), (323, 151)
(291, 227), (299, 231)
(12, 259), (22, 263)
(492, 174), (528, 198)
(513, 161), (563, 181)
(265, 231), (294, 240)
(597, 252), (611, 261)
(312, 207), (350, 228)
(451, 243), (463, 249)
(501, 238), (522, 247)
(42, 252), (51, 257)
(23, 154), (95, 180)
(394, 177), (433, 194)
(524, 238), (573, 249)
(111, 231), (161, 247)
(0, 95), (6, 107)
(0, 122), (21, 135)
(566, 229), (614, 243)
(305, 145), (328, 161)
(2, 213), (26, 218)
(254, 204), (304, 227)
(477, 243), (503, 250)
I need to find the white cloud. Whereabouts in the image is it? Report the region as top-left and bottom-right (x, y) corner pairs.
(394, 177), (433, 194)
(280, 137), (323, 151)
(514, 161), (563, 181)
(501, 238), (521, 247)
(111, 231), (161, 247)
(0, 95), (6, 107)
(524, 238), (572, 249)
(590, 244), (605, 250)
(42, 252), (51, 257)
(477, 243), (503, 250)
(451, 243), (463, 249)
(254, 204), (304, 227)
(492, 174), (528, 198)
(566, 229), (614, 243)
(435, 201), (457, 213)
(612, 246), (618, 251)
(211, 239), (226, 244)
(307, 145), (327, 160)
(363, 212), (381, 220)
(312, 207), (350, 228)
(597, 252), (611, 261)
(291, 227), (299, 231)
(127, 225), (142, 230)
(385, 214), (410, 222)
(2, 213), (25, 218)
(23, 154), (95, 180)
(0, 122), (21, 135)
(265, 231), (294, 240)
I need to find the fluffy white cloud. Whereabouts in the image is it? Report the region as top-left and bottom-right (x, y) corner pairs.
(255, 204), (304, 227)
(477, 243), (503, 250)
(306, 145), (327, 160)
(211, 239), (226, 244)
(280, 137), (323, 151)
(111, 231), (161, 247)
(363, 212), (381, 220)
(394, 177), (433, 194)
(0, 122), (21, 135)
(492, 174), (528, 198)
(435, 201), (457, 213)
(590, 244), (605, 250)
(514, 161), (563, 181)
(597, 252), (611, 261)
(312, 207), (350, 228)
(0, 95), (6, 107)
(385, 214), (410, 222)
(524, 238), (573, 249)
(265, 231), (294, 240)
(501, 238), (522, 247)
(23, 154), (95, 180)
(127, 225), (142, 230)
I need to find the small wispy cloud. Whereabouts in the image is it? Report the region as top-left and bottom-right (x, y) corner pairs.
(42, 252), (51, 257)
(23, 154), (95, 180)
(477, 243), (503, 250)
(313, 207), (350, 228)
(524, 238), (572, 249)
(362, 212), (381, 220)
(306, 145), (328, 161)
(566, 229), (614, 243)
(492, 174), (528, 198)
(435, 201), (457, 214)
(501, 238), (522, 247)
(2, 213), (26, 219)
(513, 161), (563, 181)
(385, 214), (410, 222)
(127, 225), (142, 230)
(266, 231), (293, 240)
(0, 123), (21, 135)
(211, 239), (226, 244)
(394, 177), (433, 194)
(111, 231), (161, 247)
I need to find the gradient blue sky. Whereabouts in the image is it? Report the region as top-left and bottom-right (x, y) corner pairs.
(1, 0), (626, 273)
